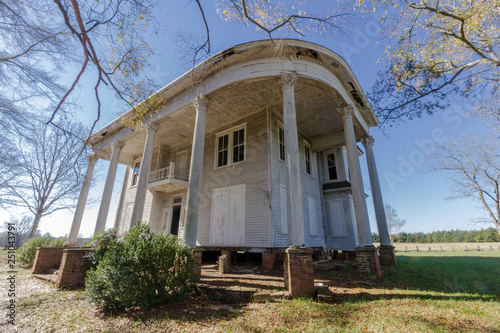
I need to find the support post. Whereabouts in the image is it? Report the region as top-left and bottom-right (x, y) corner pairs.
(130, 123), (158, 227)
(183, 95), (208, 248)
(339, 105), (382, 276)
(280, 72), (305, 247)
(362, 136), (397, 265)
(95, 141), (123, 235)
(68, 154), (97, 244)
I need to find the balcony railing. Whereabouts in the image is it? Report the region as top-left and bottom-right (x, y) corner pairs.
(149, 162), (189, 183)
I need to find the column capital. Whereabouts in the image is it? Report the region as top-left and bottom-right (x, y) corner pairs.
(338, 105), (355, 120)
(279, 72), (298, 90)
(192, 94), (209, 111)
(145, 122), (159, 134)
(112, 141), (125, 150)
(87, 153), (98, 164)
(362, 136), (374, 147)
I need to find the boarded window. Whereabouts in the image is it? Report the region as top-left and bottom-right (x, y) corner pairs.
(308, 195), (318, 236)
(328, 199), (347, 237)
(210, 184), (246, 246)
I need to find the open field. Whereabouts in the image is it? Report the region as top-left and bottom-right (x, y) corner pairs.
(1, 250), (499, 332)
(377, 242), (500, 253)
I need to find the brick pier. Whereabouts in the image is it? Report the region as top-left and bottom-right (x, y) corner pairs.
(284, 247), (315, 298)
(356, 247), (382, 277)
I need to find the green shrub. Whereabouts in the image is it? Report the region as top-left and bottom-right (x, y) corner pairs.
(85, 222), (196, 312)
(83, 229), (117, 265)
(18, 237), (66, 267)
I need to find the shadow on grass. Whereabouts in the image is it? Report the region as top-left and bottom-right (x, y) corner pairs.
(383, 255), (500, 296)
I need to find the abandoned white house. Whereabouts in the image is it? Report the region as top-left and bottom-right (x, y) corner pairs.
(67, 39), (396, 275)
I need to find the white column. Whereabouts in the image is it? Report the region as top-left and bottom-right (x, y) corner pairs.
(95, 141), (124, 235)
(280, 72), (305, 247)
(363, 136), (392, 246)
(184, 95), (208, 248)
(130, 123), (158, 227)
(339, 105), (373, 247)
(68, 154), (98, 243)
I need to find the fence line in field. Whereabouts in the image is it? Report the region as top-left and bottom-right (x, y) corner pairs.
(395, 244), (500, 253)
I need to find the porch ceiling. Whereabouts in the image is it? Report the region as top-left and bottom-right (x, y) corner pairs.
(117, 76), (346, 161)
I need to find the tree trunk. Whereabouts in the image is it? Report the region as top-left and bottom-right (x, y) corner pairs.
(29, 212), (43, 239)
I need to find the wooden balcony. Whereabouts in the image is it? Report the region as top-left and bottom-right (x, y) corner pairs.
(148, 162), (189, 192)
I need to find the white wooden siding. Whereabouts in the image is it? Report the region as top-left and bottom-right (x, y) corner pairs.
(280, 184), (288, 234)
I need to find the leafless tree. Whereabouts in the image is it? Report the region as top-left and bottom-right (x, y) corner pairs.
(0, 120), (92, 238)
(2, 216), (34, 247)
(385, 203), (407, 242)
(429, 135), (500, 237)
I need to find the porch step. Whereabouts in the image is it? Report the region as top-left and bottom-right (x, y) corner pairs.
(33, 274), (58, 285)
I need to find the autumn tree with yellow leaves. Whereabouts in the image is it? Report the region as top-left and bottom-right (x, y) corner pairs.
(367, 0), (500, 124)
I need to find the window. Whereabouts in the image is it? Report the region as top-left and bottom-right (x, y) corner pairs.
(131, 161), (140, 186)
(215, 124), (246, 168)
(326, 153), (338, 181)
(233, 128), (245, 163)
(278, 125), (285, 161)
(304, 144), (312, 175)
(217, 135), (229, 167)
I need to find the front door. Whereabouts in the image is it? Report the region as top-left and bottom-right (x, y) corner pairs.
(170, 205), (181, 236)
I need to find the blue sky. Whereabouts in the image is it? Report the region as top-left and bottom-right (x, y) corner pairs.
(27, 1), (493, 237)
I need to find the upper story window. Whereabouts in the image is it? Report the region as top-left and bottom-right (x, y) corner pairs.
(215, 124), (246, 168)
(326, 153), (338, 181)
(304, 143), (312, 175)
(131, 161), (140, 186)
(278, 124), (285, 161)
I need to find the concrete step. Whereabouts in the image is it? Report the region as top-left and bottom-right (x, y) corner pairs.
(33, 274), (58, 284)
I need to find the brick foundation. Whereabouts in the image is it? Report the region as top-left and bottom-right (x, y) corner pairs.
(378, 245), (397, 265)
(218, 253), (231, 274)
(192, 248), (203, 281)
(262, 252), (276, 270)
(356, 247), (382, 277)
(32, 247), (64, 274)
(56, 248), (93, 289)
(284, 247), (315, 298)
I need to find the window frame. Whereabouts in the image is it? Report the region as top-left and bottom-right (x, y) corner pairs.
(304, 140), (312, 176)
(278, 121), (285, 162)
(214, 123), (247, 169)
(130, 160), (141, 187)
(324, 149), (340, 182)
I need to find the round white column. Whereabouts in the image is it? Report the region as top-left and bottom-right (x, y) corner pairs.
(130, 123), (158, 228)
(280, 72), (305, 247)
(68, 154), (97, 243)
(184, 95), (208, 248)
(339, 105), (373, 247)
(363, 136), (392, 246)
(95, 141), (124, 235)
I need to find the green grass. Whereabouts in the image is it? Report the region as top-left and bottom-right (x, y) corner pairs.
(385, 251), (500, 295)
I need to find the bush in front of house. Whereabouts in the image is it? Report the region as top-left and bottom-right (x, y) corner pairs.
(18, 237), (66, 267)
(83, 229), (117, 265)
(85, 222), (196, 312)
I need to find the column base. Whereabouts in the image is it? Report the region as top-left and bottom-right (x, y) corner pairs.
(192, 248), (204, 281)
(284, 247), (315, 298)
(356, 247), (382, 277)
(378, 245), (397, 265)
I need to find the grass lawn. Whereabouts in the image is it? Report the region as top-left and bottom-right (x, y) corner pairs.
(1, 251), (499, 332)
